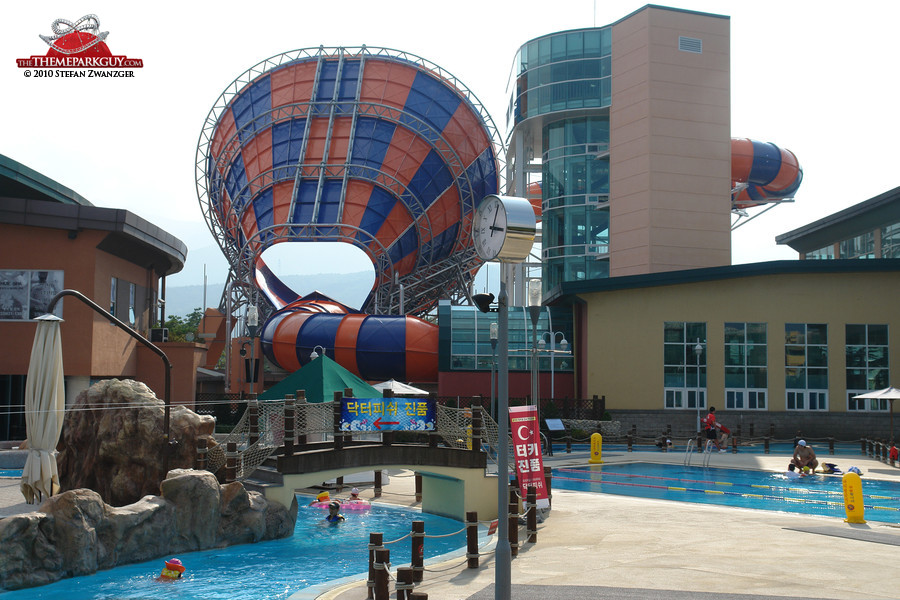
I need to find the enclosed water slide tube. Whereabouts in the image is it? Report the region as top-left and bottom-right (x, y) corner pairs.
(731, 138), (802, 210)
(196, 47), (502, 382)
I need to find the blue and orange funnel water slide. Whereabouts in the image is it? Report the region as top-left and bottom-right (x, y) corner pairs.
(197, 47), (502, 382)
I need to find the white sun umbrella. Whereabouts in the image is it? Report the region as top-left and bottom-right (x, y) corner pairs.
(372, 379), (429, 396)
(21, 314), (65, 504)
(853, 386), (900, 441)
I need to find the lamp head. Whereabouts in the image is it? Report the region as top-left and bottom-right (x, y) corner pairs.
(473, 293), (495, 313)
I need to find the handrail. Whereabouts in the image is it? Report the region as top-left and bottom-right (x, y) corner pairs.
(683, 438), (695, 465)
(46, 289), (176, 473)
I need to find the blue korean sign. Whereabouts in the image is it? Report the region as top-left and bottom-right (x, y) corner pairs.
(341, 397), (435, 432)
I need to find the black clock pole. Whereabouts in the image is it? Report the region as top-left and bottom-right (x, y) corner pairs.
(495, 262), (512, 600)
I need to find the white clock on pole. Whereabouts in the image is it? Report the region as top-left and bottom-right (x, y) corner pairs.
(472, 195), (536, 263)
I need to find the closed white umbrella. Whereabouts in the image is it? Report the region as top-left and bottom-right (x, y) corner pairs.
(20, 314), (65, 504)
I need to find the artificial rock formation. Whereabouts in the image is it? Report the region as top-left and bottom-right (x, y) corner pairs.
(0, 469), (297, 591)
(57, 379), (217, 506)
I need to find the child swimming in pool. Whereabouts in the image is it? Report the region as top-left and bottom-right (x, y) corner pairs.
(325, 501), (345, 523)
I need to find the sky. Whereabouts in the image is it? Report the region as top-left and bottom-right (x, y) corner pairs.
(3, 1), (899, 303)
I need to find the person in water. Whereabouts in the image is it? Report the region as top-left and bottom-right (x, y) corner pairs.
(158, 558), (186, 580)
(310, 491), (330, 506)
(349, 487), (361, 500)
(325, 501), (345, 523)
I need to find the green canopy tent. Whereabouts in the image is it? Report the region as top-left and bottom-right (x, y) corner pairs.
(259, 354), (381, 402)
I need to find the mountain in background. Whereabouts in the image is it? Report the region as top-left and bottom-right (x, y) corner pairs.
(165, 271), (374, 317)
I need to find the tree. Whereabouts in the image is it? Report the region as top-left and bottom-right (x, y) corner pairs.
(163, 307), (204, 342)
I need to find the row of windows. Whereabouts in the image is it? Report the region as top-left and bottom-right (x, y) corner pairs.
(664, 322), (889, 412)
(514, 29), (612, 76)
(805, 221), (900, 259)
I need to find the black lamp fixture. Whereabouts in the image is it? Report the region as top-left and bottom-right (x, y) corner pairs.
(473, 292), (496, 313)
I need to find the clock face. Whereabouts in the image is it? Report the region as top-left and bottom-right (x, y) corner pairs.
(473, 196), (507, 261)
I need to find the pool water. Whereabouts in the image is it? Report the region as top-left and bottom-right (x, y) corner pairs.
(0, 495), (483, 600)
(552, 463), (900, 524)
(0, 470), (21, 478)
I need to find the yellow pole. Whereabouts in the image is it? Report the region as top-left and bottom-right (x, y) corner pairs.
(589, 432), (603, 464)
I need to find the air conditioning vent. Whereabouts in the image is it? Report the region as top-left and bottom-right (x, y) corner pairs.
(678, 36), (702, 54)
(150, 327), (169, 343)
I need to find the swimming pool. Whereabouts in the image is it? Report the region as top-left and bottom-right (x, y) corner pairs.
(552, 463), (900, 524)
(0, 495), (484, 599)
(0, 470), (21, 478)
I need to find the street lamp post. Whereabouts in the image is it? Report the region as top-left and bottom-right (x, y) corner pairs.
(694, 338), (703, 433)
(490, 322), (498, 421)
(310, 345), (326, 361)
(527, 280), (542, 412)
(538, 331), (569, 400)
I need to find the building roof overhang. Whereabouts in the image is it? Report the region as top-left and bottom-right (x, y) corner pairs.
(776, 186), (900, 253)
(545, 258), (900, 305)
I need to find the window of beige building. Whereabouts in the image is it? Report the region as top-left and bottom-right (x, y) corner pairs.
(846, 324), (889, 411)
(664, 322), (706, 410)
(724, 322), (767, 410)
(785, 323), (828, 410)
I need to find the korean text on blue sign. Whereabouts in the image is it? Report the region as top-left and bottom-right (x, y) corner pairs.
(341, 398), (435, 432)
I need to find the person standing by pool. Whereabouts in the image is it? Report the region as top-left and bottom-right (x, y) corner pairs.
(702, 407), (727, 452)
(792, 440), (818, 473)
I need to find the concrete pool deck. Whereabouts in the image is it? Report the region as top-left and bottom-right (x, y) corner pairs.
(317, 448), (900, 600)
(2, 447), (900, 599)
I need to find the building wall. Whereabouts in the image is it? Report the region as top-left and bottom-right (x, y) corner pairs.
(609, 7), (731, 276)
(581, 269), (900, 414)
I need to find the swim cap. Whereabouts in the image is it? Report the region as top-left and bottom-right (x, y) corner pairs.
(351, 487), (360, 495)
(316, 491), (330, 502)
(802, 466), (811, 473)
(165, 558), (185, 573)
(798, 440), (807, 446)
(329, 501), (340, 509)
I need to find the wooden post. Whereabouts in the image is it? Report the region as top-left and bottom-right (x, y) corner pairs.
(508, 488), (519, 557)
(374, 548), (390, 600)
(195, 437), (208, 471)
(471, 405), (482, 454)
(248, 397), (259, 446)
(829, 437), (835, 455)
(696, 432), (703, 452)
(731, 435), (737, 453)
(225, 441), (237, 483)
(374, 470), (383, 498)
(333, 391), (344, 450)
(336, 476), (344, 492)
(382, 389), (395, 447)
(283, 395), (295, 457)
(296, 390), (307, 446)
(769, 423), (775, 438)
(466, 511), (479, 568)
(764, 437), (770, 454)
(861, 437), (868, 455)
(544, 465), (552, 508)
(415, 473), (422, 502)
(626, 434), (633, 452)
(411, 520), (425, 582)
(367, 532), (383, 599)
(409, 593), (428, 600)
(526, 486), (537, 544)
(749, 422), (754, 437)
(396, 567), (414, 600)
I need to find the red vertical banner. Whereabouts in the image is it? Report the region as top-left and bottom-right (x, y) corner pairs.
(509, 405), (549, 508)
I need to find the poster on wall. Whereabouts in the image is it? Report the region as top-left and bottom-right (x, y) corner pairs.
(0, 271), (29, 320)
(0, 270), (63, 321)
(29, 270), (63, 318)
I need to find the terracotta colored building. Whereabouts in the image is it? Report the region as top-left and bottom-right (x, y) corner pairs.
(0, 154), (203, 441)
